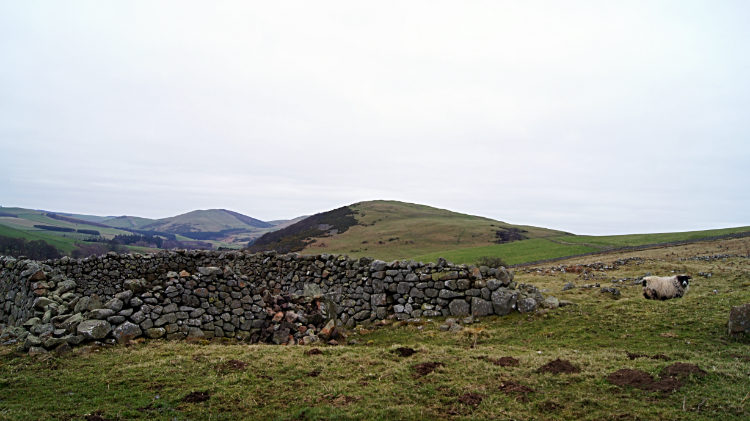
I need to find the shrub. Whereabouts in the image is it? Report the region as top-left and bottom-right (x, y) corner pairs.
(475, 256), (508, 268)
(0, 236), (62, 260)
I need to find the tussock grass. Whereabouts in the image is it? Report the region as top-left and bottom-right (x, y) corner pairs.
(2, 238), (750, 420)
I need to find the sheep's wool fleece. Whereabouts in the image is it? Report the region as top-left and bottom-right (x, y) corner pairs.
(642, 276), (689, 300)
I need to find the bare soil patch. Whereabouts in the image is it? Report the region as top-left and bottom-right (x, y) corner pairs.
(499, 381), (535, 402)
(395, 347), (417, 357)
(607, 369), (683, 393)
(537, 358), (580, 374)
(182, 391), (211, 403)
(661, 363), (706, 379)
(491, 356), (520, 366)
(458, 392), (483, 407)
(305, 348), (323, 356)
(413, 362), (445, 377)
(307, 369), (321, 377)
(626, 352), (670, 361)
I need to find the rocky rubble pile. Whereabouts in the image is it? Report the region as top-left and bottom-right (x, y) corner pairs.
(1, 251), (556, 354)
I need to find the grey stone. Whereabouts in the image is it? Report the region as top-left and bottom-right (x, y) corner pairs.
(124, 278), (148, 293)
(114, 290), (133, 303)
(449, 300), (470, 317)
(77, 320), (112, 340)
(145, 327), (166, 338)
(542, 296), (560, 309)
(491, 289), (518, 316)
(303, 283), (321, 297)
(112, 322), (142, 343)
(107, 315), (126, 324)
(471, 297), (494, 317)
(89, 309), (115, 320)
(517, 298), (538, 313)
(729, 303), (750, 334)
(439, 289), (464, 299)
(104, 298), (124, 312)
(130, 311), (146, 324)
(198, 266), (223, 276)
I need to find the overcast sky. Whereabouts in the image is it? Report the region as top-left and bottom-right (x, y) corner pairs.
(1, 1), (748, 235)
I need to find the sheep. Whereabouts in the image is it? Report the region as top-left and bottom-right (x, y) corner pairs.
(642, 275), (691, 300)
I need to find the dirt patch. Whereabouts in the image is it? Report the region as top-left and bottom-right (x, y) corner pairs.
(182, 391), (211, 403)
(608, 369), (655, 389)
(413, 362), (445, 377)
(307, 370), (321, 377)
(395, 347), (417, 357)
(217, 359), (247, 373)
(458, 392), (483, 407)
(499, 381), (535, 402)
(537, 358), (580, 374)
(626, 352), (670, 361)
(319, 394), (362, 406)
(491, 356), (520, 367)
(661, 363), (706, 379)
(607, 369), (683, 393)
(257, 375), (273, 380)
(305, 348), (323, 356)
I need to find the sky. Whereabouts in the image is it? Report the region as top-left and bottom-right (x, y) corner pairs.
(1, 1), (749, 235)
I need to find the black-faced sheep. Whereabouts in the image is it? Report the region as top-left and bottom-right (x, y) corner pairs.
(642, 275), (691, 300)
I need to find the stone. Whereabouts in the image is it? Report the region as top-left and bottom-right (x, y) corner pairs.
(28, 346), (48, 356)
(471, 297), (494, 317)
(107, 315), (126, 324)
(198, 267), (223, 276)
(33, 297), (54, 310)
(179, 270), (191, 278)
(87, 294), (103, 311)
(600, 287), (620, 298)
(130, 311), (146, 324)
(114, 290), (133, 303)
(439, 289), (464, 299)
(145, 327), (166, 339)
(23, 317), (41, 329)
(370, 293), (387, 306)
(54, 280), (77, 295)
(542, 296), (560, 309)
(124, 279), (148, 293)
(729, 303), (750, 334)
(28, 270), (47, 281)
(186, 327), (205, 343)
(319, 319), (336, 341)
(303, 335), (319, 345)
(54, 342), (73, 356)
(449, 300), (470, 317)
(562, 282), (576, 291)
(24, 335), (42, 350)
(491, 289), (518, 316)
(112, 322), (142, 343)
(303, 283), (321, 297)
(77, 320), (112, 340)
(517, 298), (538, 313)
(60, 313), (84, 332)
(89, 309), (116, 320)
(194, 288), (209, 298)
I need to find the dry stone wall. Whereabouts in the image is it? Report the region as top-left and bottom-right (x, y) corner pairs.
(0, 250), (555, 353)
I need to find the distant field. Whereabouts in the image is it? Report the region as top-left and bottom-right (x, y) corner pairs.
(554, 226), (750, 248)
(0, 224), (79, 253)
(413, 238), (599, 265)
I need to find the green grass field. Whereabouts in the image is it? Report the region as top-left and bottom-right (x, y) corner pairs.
(2, 237), (749, 420)
(554, 226), (750, 248)
(413, 238), (600, 266)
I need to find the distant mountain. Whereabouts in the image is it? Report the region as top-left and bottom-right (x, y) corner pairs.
(139, 209), (273, 234)
(101, 215), (157, 229)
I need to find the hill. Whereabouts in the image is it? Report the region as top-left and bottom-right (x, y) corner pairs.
(140, 209), (273, 234)
(249, 200), (568, 260)
(100, 215), (157, 229)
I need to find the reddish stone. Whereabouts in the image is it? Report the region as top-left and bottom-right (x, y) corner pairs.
(28, 270), (46, 281)
(298, 326), (307, 334)
(194, 288), (209, 298)
(272, 312), (284, 322)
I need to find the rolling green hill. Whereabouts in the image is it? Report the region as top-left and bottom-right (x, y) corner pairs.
(140, 209), (273, 233)
(251, 200), (568, 261)
(101, 215), (157, 229)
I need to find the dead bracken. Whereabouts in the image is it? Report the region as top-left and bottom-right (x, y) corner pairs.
(305, 348), (323, 356)
(458, 392), (483, 406)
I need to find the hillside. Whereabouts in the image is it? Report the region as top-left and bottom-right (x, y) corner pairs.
(250, 200), (568, 261)
(101, 215), (157, 229)
(140, 209), (272, 233)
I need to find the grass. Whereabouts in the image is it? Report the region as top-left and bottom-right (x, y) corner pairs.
(2, 237), (750, 420)
(0, 224), (80, 253)
(554, 226), (750, 248)
(413, 238), (599, 266)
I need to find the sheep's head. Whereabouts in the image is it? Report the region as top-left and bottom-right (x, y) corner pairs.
(677, 275), (691, 288)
